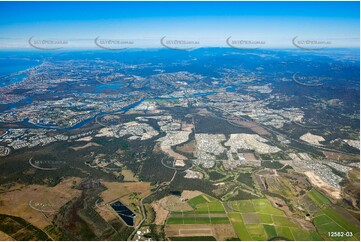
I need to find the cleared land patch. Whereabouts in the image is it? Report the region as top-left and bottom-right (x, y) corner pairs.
(0, 177), (81, 230)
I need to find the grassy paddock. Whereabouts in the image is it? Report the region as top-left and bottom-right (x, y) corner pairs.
(307, 189), (330, 206)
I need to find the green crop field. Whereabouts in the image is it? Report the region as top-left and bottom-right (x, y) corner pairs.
(187, 195), (208, 207)
(272, 215), (297, 227)
(167, 216), (229, 225)
(226, 199), (324, 241)
(290, 228), (323, 241)
(323, 207), (359, 233)
(169, 236), (217, 241)
(245, 224), (268, 240)
(208, 202), (225, 212)
(307, 189), (331, 207)
(195, 201), (225, 213)
(194, 217), (211, 224)
(167, 217), (194, 224)
(203, 194), (218, 202)
(258, 213), (273, 223)
(168, 196), (354, 241)
(275, 226), (295, 240)
(167, 193), (229, 228)
(228, 213), (252, 241)
(209, 217), (230, 224)
(263, 224), (277, 238)
(313, 206), (360, 241)
(227, 200), (255, 213)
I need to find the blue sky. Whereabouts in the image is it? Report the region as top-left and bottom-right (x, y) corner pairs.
(0, 1), (359, 49)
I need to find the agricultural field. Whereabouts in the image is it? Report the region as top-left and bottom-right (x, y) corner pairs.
(313, 206), (360, 241)
(302, 188), (360, 241)
(307, 188), (331, 206)
(226, 199), (322, 241)
(165, 194), (239, 240)
(164, 195), (332, 241)
(167, 194), (229, 224)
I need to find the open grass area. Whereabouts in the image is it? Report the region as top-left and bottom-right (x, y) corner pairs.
(187, 195), (208, 208)
(307, 188), (331, 207)
(227, 200), (255, 213)
(195, 202), (225, 214)
(252, 199), (284, 215)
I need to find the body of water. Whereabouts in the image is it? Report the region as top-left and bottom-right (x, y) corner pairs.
(0, 58), (40, 87)
(110, 201), (135, 226)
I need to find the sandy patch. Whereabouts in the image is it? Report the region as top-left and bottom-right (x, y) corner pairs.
(158, 131), (191, 160)
(343, 139), (360, 149)
(151, 201), (169, 225)
(165, 224), (236, 241)
(95, 127), (113, 137)
(181, 190), (203, 200)
(243, 152), (257, 161)
(184, 170), (203, 179)
(75, 136), (93, 142)
(0, 231), (14, 241)
(304, 171), (341, 199)
(229, 119), (270, 136)
(323, 151), (359, 161)
(159, 195), (193, 212)
(163, 147), (187, 160)
(121, 169), (139, 182)
(70, 142), (101, 151)
(174, 159), (186, 167)
(300, 132), (325, 145)
(225, 133), (280, 154)
(176, 140), (196, 155)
